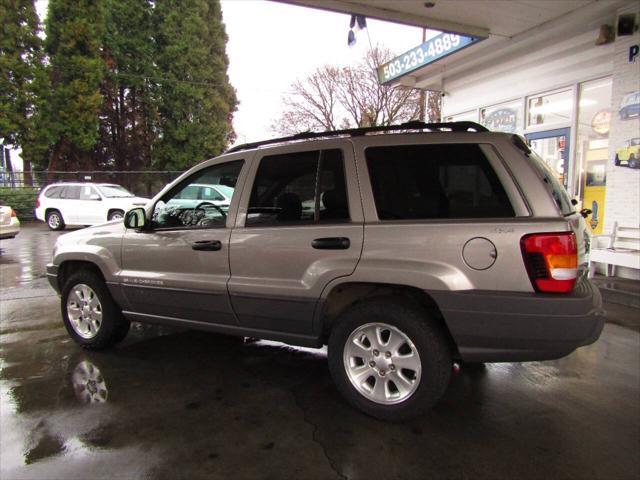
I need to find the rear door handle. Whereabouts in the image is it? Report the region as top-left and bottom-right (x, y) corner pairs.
(192, 240), (222, 251)
(311, 237), (350, 250)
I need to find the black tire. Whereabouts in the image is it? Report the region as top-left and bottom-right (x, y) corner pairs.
(46, 210), (65, 231)
(614, 154), (620, 166)
(328, 297), (452, 421)
(61, 270), (130, 350)
(107, 210), (125, 221)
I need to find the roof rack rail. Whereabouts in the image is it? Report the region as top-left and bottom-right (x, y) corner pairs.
(225, 121), (489, 154)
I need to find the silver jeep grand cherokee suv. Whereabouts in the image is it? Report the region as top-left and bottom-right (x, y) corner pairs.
(47, 122), (604, 420)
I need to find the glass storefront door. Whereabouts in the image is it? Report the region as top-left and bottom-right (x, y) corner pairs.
(526, 128), (570, 188)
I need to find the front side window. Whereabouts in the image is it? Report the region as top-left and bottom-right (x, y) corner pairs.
(152, 160), (243, 229)
(246, 149), (349, 226)
(366, 144), (514, 220)
(80, 186), (99, 200)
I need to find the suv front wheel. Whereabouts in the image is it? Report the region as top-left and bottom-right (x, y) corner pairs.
(328, 298), (452, 421)
(61, 270), (130, 350)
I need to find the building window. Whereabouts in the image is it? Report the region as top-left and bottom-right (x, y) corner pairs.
(480, 99), (523, 133)
(444, 110), (478, 123)
(576, 77), (612, 234)
(527, 89), (573, 128)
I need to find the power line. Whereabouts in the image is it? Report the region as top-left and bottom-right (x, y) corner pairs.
(105, 71), (224, 88)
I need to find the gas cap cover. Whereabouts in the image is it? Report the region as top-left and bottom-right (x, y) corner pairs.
(463, 237), (497, 271)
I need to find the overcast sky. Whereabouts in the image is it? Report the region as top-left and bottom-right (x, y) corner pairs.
(221, 1), (423, 144)
(34, 0), (424, 146)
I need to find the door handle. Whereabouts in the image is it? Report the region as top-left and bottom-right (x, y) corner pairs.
(192, 240), (222, 251)
(311, 237), (350, 250)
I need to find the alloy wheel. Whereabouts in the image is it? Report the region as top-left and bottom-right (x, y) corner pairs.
(343, 322), (422, 405)
(66, 284), (103, 339)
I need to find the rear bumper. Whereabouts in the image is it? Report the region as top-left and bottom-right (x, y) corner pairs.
(430, 279), (605, 362)
(0, 219), (20, 239)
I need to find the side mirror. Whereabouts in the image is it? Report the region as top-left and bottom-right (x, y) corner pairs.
(90, 194), (101, 201)
(580, 208), (592, 219)
(124, 208), (147, 230)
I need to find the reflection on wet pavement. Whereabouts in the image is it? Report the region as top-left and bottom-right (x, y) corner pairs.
(0, 223), (71, 288)
(1, 223), (639, 479)
(72, 360), (108, 404)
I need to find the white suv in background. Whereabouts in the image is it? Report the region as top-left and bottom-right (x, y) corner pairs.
(35, 183), (149, 230)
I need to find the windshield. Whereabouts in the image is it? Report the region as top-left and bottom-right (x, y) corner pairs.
(528, 151), (575, 216)
(214, 185), (234, 200)
(98, 185), (135, 198)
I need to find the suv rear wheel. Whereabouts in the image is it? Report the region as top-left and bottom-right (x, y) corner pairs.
(328, 298), (451, 421)
(46, 210), (65, 231)
(61, 270), (130, 350)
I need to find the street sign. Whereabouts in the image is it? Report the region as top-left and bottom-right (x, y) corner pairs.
(377, 33), (480, 85)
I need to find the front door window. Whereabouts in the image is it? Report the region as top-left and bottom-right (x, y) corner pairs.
(152, 160), (243, 229)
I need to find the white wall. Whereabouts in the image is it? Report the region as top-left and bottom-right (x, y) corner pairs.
(603, 7), (640, 279)
(442, 19), (616, 118)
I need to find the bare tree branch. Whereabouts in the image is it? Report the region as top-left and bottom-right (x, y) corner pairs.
(271, 48), (423, 136)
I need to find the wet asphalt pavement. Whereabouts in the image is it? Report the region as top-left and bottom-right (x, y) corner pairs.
(1, 223), (639, 480)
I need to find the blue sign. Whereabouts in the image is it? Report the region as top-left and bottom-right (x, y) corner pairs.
(377, 33), (480, 85)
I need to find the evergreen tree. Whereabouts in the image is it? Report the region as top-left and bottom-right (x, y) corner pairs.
(153, 0), (236, 170)
(97, 0), (156, 172)
(0, 0), (46, 174)
(45, 0), (106, 171)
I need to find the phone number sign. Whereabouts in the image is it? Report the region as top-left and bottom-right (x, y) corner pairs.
(377, 33), (480, 85)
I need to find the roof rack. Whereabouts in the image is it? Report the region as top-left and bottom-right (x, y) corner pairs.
(225, 121), (489, 154)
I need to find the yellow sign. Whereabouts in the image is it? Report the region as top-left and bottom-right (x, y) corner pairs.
(582, 186), (606, 234)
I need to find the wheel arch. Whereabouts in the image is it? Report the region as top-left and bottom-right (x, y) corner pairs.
(57, 260), (106, 292)
(317, 281), (460, 358)
(45, 207), (62, 218)
(107, 208), (125, 219)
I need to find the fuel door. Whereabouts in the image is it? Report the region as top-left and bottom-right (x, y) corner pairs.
(463, 237), (497, 271)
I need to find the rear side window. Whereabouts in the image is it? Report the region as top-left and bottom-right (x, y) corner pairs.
(44, 186), (63, 198)
(366, 144), (514, 220)
(61, 185), (81, 200)
(247, 149), (349, 226)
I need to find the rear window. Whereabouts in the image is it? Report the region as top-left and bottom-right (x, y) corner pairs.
(366, 144), (514, 220)
(527, 151), (575, 216)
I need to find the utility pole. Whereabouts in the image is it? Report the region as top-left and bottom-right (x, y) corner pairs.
(419, 27), (427, 122)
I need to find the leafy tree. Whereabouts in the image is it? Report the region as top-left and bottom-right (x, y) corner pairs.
(153, 0), (237, 170)
(44, 0), (106, 171)
(0, 0), (46, 177)
(272, 48), (422, 135)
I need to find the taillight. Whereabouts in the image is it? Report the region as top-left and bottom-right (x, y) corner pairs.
(521, 232), (578, 293)
(10, 208), (16, 217)
(36, 198), (40, 208)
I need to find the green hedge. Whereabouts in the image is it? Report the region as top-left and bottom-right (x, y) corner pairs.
(0, 187), (39, 220)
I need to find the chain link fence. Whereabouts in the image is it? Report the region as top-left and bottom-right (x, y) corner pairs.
(0, 170), (184, 220)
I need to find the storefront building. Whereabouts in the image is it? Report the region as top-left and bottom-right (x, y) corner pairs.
(436, 4), (639, 277)
(442, 3), (638, 241)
